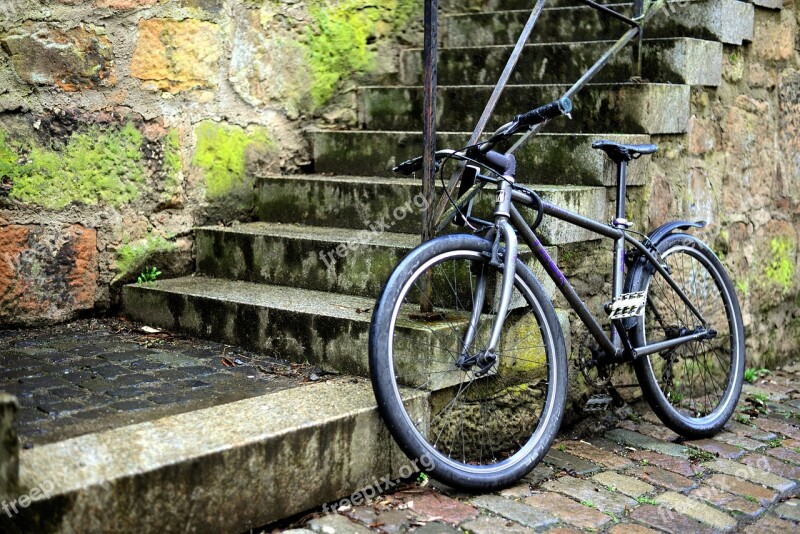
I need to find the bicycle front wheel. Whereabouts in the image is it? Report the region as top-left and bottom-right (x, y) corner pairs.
(626, 233), (745, 438)
(369, 234), (567, 491)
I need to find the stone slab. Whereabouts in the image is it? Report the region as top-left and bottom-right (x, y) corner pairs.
(542, 475), (637, 514)
(7, 381), (425, 532)
(525, 491), (613, 529)
(605, 428), (689, 458)
(469, 495), (558, 530)
(591, 471), (655, 498)
(360, 83), (691, 135)
(654, 491), (738, 531)
(706, 459), (797, 494)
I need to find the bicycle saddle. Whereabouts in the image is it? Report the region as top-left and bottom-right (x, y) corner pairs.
(592, 139), (658, 164)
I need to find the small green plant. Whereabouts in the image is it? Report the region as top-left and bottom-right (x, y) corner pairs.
(138, 266), (162, 284)
(751, 391), (770, 404)
(744, 495), (759, 504)
(417, 472), (428, 484)
(744, 368), (770, 383)
(558, 444), (567, 452)
(604, 510), (620, 523)
(640, 459), (650, 466)
(606, 485), (617, 493)
(793, 447), (800, 454)
(734, 413), (751, 425)
(767, 438), (783, 448)
(667, 388), (684, 404)
(636, 496), (659, 505)
(688, 447), (716, 463)
(581, 500), (596, 508)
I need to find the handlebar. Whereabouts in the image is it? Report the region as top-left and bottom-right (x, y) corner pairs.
(393, 97), (572, 175)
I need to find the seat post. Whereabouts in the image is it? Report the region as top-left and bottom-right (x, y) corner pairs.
(615, 160), (628, 224)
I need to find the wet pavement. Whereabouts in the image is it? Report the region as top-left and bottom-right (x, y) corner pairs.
(0, 318), (316, 446)
(274, 362), (800, 534)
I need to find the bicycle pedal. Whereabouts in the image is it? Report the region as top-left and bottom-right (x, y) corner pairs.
(584, 394), (613, 412)
(607, 291), (647, 320)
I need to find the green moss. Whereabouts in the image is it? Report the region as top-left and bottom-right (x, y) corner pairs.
(192, 121), (272, 200)
(301, 0), (418, 108)
(765, 237), (796, 295)
(115, 234), (176, 282)
(1, 123), (147, 209)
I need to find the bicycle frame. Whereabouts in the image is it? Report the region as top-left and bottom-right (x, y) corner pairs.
(470, 176), (712, 367)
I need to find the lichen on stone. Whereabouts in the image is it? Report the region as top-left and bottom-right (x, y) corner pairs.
(0, 122), (148, 209)
(162, 129), (183, 194)
(764, 237), (796, 295)
(301, 0), (418, 108)
(192, 121), (273, 200)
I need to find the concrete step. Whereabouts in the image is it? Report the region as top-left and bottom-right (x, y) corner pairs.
(400, 38), (723, 87)
(254, 175), (609, 244)
(13, 379), (421, 532)
(310, 131), (652, 186)
(123, 277), (571, 379)
(195, 222), (561, 299)
(441, 0), (754, 47)
(359, 83), (690, 134)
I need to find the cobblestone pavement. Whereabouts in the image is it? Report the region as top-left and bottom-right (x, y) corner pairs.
(0, 318), (316, 446)
(279, 362), (800, 534)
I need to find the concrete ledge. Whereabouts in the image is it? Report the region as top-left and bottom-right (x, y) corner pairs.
(5, 381), (423, 533)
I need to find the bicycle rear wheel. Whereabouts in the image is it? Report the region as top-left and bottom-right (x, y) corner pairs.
(625, 233), (745, 438)
(369, 234), (567, 491)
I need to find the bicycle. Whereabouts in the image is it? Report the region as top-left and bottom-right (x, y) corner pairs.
(368, 97), (745, 491)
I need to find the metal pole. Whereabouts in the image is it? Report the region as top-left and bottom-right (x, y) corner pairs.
(420, 0), (438, 314)
(422, 0), (437, 246)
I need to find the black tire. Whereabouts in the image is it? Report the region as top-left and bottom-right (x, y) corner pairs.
(625, 233), (745, 438)
(369, 234), (568, 491)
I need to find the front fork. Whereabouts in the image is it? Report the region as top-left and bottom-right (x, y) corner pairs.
(458, 179), (517, 369)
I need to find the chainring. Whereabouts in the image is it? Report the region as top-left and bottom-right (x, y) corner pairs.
(576, 333), (616, 390)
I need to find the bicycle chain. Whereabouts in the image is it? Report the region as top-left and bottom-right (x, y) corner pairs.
(575, 333), (615, 390)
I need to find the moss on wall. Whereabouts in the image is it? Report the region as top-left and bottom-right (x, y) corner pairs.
(0, 123), (147, 210)
(193, 121), (272, 200)
(115, 233), (176, 283)
(163, 129), (182, 188)
(764, 237), (796, 295)
(301, 0), (418, 108)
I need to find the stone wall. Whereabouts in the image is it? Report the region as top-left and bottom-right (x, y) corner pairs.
(0, 0), (799, 370)
(0, 0), (420, 325)
(643, 4), (800, 366)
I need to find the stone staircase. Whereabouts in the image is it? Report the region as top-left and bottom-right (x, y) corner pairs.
(124, 0), (753, 381)
(114, 0), (766, 525)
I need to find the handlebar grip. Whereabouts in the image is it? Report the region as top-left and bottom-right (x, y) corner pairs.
(516, 97), (573, 129)
(393, 156), (424, 175)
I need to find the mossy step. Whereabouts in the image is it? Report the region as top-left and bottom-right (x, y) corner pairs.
(20, 380), (419, 531)
(310, 130), (652, 186)
(441, 0), (754, 47)
(359, 83), (690, 134)
(255, 174), (608, 244)
(401, 38), (723, 87)
(123, 277), (570, 380)
(195, 223), (559, 299)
